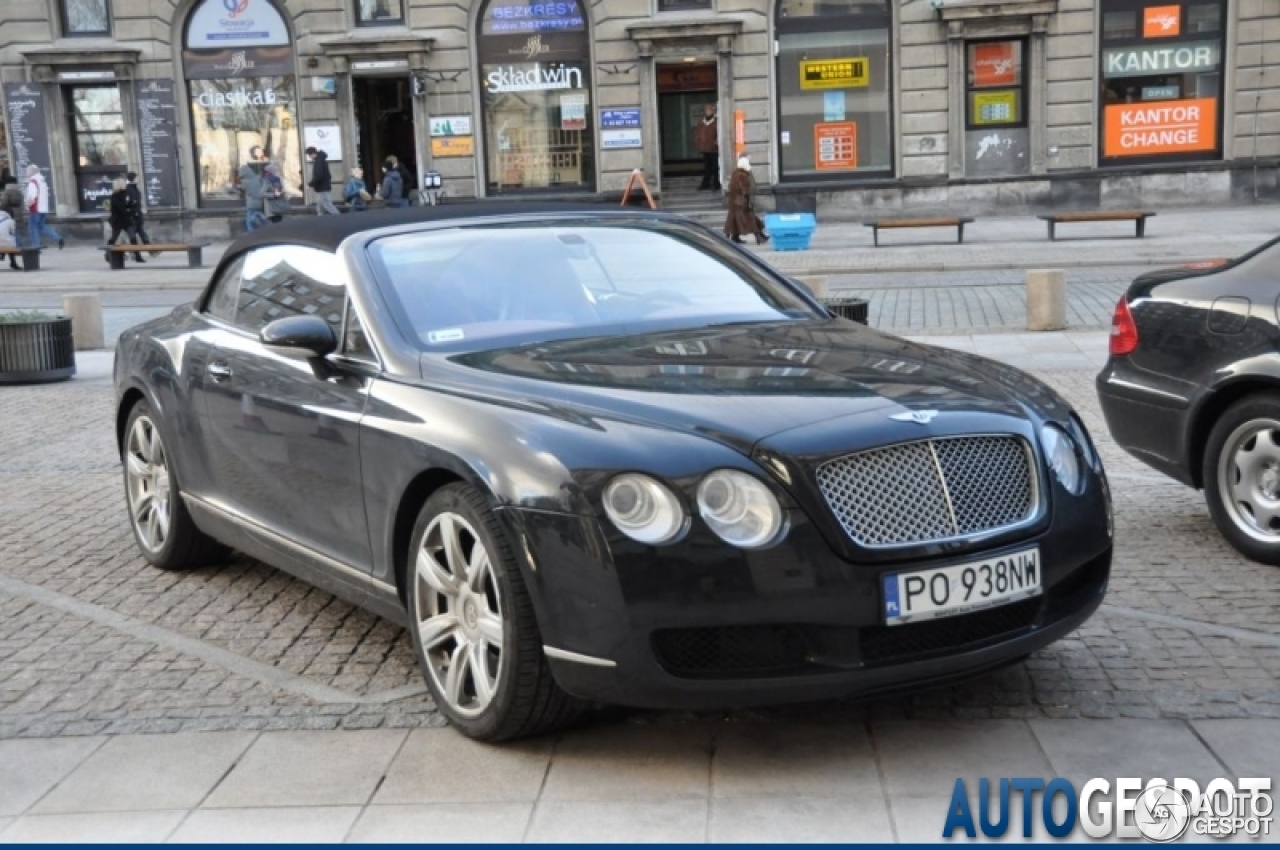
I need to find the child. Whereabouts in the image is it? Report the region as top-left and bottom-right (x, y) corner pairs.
(344, 167), (370, 212)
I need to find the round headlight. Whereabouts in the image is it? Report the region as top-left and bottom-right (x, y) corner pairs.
(603, 474), (686, 545)
(696, 470), (786, 548)
(1041, 424), (1083, 495)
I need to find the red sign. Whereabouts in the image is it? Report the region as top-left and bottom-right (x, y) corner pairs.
(814, 122), (857, 170)
(1104, 97), (1216, 156)
(971, 43), (1017, 87)
(1143, 5), (1181, 37)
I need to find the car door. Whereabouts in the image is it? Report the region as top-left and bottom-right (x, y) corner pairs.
(200, 243), (375, 572)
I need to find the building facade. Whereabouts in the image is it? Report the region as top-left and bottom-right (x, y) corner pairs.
(1, 0), (1276, 237)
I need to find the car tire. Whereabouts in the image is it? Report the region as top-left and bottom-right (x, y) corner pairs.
(122, 400), (228, 570)
(405, 483), (583, 741)
(1203, 393), (1280, 565)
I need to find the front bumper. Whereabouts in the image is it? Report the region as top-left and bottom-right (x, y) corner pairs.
(498, 476), (1111, 710)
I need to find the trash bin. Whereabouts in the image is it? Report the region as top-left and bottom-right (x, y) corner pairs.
(764, 213), (816, 251)
(823, 296), (869, 325)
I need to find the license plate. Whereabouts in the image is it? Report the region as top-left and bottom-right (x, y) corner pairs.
(882, 547), (1041, 626)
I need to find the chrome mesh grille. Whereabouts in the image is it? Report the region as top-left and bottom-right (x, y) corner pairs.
(816, 435), (1036, 547)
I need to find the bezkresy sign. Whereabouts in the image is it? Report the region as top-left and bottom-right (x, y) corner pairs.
(1103, 42), (1219, 78)
(486, 63), (583, 93)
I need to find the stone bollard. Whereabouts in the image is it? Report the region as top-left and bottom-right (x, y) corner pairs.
(798, 276), (828, 299)
(62, 294), (105, 351)
(1026, 268), (1066, 331)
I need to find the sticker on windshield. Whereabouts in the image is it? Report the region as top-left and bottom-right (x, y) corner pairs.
(427, 328), (466, 344)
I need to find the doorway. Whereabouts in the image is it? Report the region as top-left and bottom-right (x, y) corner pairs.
(656, 62), (717, 179)
(352, 76), (418, 187)
(65, 84), (128, 212)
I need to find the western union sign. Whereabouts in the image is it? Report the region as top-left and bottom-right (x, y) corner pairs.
(800, 58), (869, 89)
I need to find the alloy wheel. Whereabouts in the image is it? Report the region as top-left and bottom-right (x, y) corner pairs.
(125, 415), (171, 553)
(414, 512), (505, 718)
(1218, 418), (1280, 542)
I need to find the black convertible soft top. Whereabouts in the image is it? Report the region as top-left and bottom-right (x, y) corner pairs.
(227, 200), (676, 255)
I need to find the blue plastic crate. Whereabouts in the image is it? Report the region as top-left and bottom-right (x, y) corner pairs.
(764, 213), (816, 251)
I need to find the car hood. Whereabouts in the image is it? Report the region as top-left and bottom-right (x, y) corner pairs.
(422, 320), (1064, 454)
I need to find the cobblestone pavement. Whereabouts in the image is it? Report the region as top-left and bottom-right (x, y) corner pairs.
(1, 340), (1279, 740)
(829, 267), (1143, 333)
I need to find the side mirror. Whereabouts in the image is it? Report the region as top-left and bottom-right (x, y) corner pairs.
(260, 315), (338, 359)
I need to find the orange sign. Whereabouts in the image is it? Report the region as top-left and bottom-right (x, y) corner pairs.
(814, 122), (857, 170)
(1104, 98), (1216, 156)
(971, 43), (1017, 87)
(1143, 5), (1181, 37)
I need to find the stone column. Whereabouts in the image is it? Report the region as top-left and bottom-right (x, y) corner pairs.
(1026, 268), (1066, 331)
(946, 21), (966, 179)
(1028, 15), (1049, 175)
(635, 39), (659, 184)
(332, 58), (357, 171)
(717, 34), (734, 190)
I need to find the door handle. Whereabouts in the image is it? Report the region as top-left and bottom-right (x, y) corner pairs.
(207, 361), (233, 382)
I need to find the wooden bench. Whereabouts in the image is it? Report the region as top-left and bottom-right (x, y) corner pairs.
(100, 242), (210, 270)
(865, 217), (974, 247)
(0, 245), (41, 271)
(1037, 211), (1156, 240)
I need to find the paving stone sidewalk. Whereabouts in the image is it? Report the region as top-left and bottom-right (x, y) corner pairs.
(1, 718), (1276, 842)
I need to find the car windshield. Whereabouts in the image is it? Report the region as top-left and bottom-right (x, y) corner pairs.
(365, 219), (820, 351)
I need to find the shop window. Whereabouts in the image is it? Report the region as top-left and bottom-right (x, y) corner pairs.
(775, 0), (893, 180)
(67, 85), (128, 213)
(1098, 0), (1226, 165)
(182, 0), (301, 207)
(965, 40), (1027, 131)
(478, 0), (595, 193)
(60, 0), (110, 36)
(355, 0), (404, 26)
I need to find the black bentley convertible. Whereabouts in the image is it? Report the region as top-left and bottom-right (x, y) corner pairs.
(114, 204), (1112, 740)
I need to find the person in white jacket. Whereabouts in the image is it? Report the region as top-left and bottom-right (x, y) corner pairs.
(24, 164), (64, 250)
(0, 208), (19, 270)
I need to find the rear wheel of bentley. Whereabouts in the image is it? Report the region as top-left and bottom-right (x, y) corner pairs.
(405, 483), (582, 740)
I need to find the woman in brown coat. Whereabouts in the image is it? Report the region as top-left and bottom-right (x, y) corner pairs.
(724, 155), (768, 245)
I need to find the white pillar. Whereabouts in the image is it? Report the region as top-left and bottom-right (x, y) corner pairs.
(1025, 269), (1066, 331)
(62, 294), (104, 351)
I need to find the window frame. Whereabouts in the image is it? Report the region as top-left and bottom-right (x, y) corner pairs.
(476, 0), (596, 195)
(59, 0), (112, 37)
(774, 0), (895, 183)
(963, 38), (1029, 133)
(202, 256), (246, 323)
(1096, 0), (1227, 167)
(353, 0), (405, 28)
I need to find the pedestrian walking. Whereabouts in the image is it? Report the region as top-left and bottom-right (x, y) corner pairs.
(305, 146), (340, 216)
(239, 146), (267, 232)
(124, 171), (157, 258)
(379, 157), (408, 208)
(263, 162), (290, 223)
(24, 164), (65, 250)
(693, 103), (721, 192)
(106, 177), (145, 263)
(344, 167), (370, 212)
(724, 155), (768, 245)
(0, 175), (26, 270)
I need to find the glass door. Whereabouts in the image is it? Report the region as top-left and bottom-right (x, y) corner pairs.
(66, 84), (128, 212)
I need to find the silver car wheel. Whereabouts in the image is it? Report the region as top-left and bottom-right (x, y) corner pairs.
(1217, 418), (1280, 543)
(414, 512), (504, 718)
(125, 415), (172, 554)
